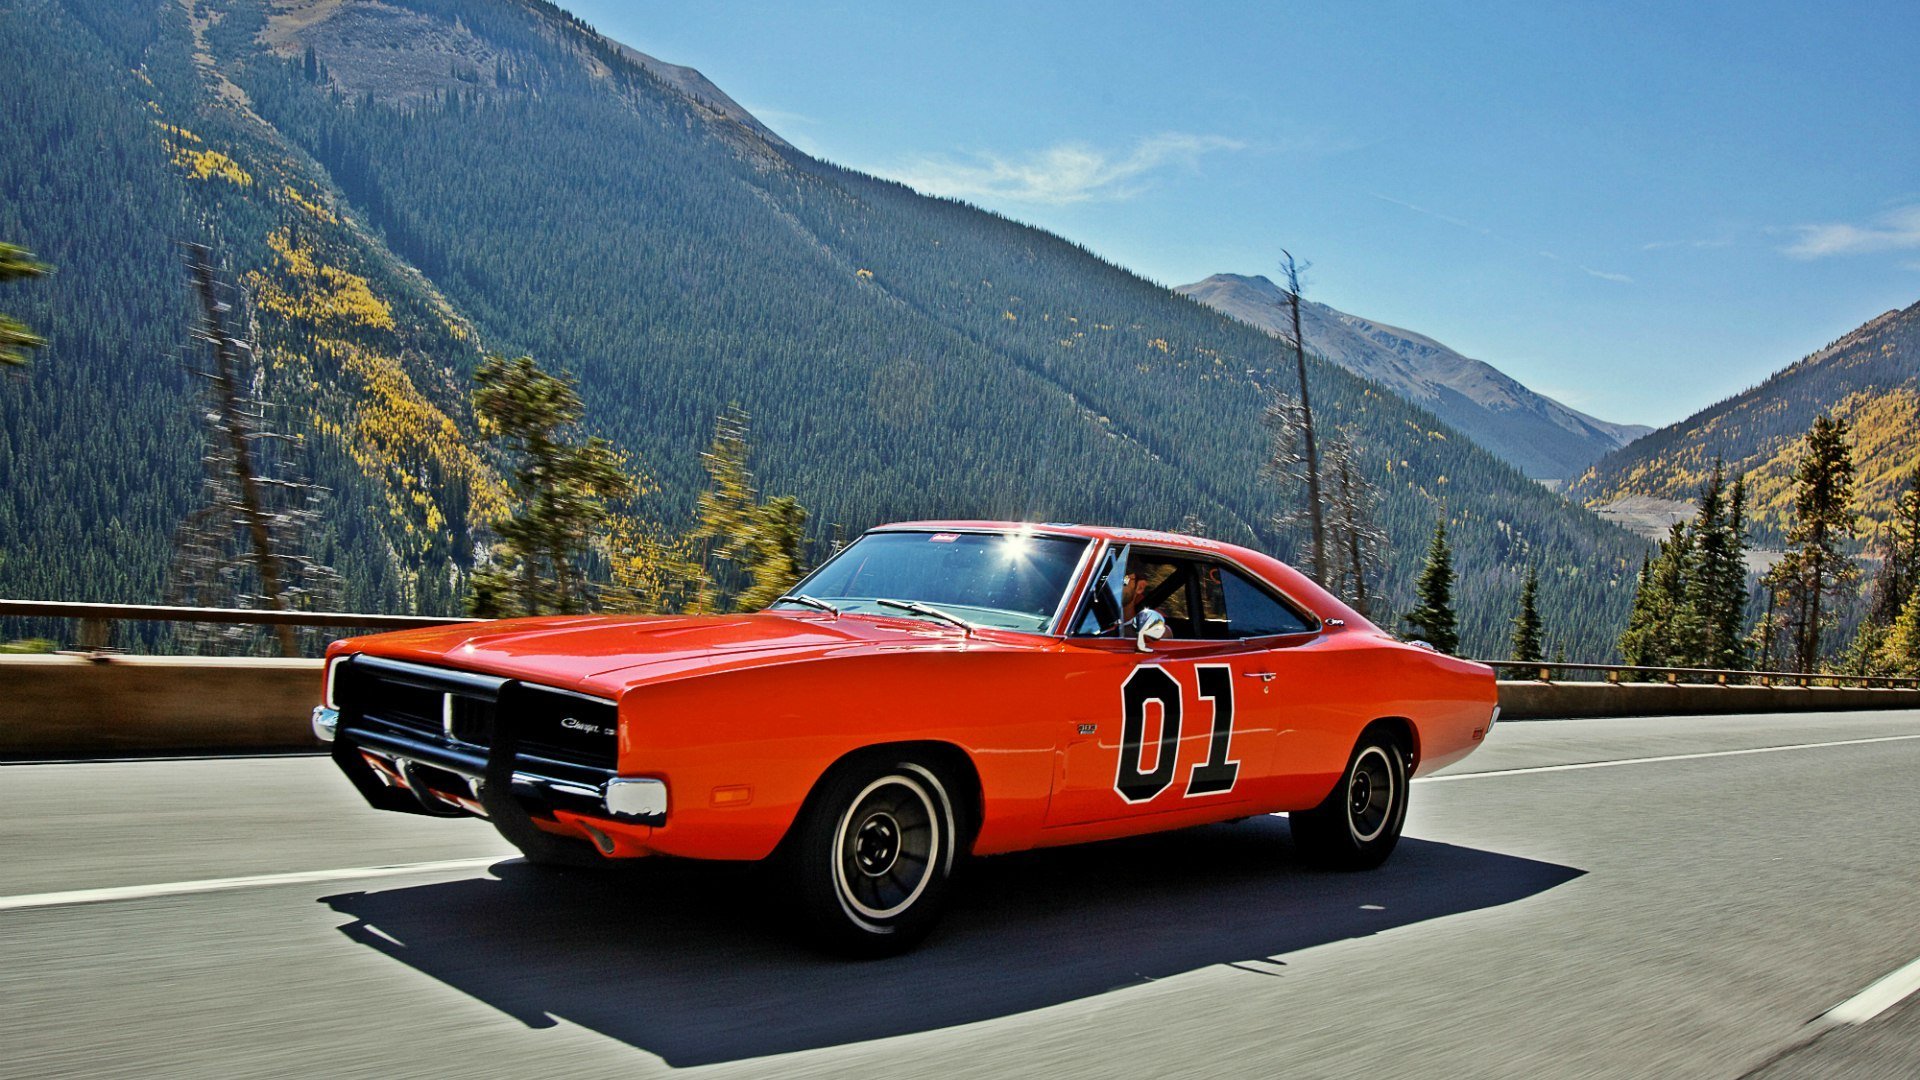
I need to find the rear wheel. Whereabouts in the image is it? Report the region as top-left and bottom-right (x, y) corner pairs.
(1291, 730), (1409, 870)
(788, 758), (961, 957)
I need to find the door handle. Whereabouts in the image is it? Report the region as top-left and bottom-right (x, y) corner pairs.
(1243, 672), (1277, 682)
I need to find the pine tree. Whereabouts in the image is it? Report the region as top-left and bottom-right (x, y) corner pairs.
(1867, 466), (1920, 626)
(1684, 462), (1751, 670)
(1763, 414), (1858, 672)
(1717, 476), (1752, 668)
(685, 406), (812, 613)
(1, 241), (47, 366)
(1620, 556), (1658, 667)
(1846, 466), (1920, 676)
(1510, 563), (1543, 665)
(686, 405), (760, 613)
(737, 494), (809, 611)
(469, 354), (635, 617)
(1404, 519), (1458, 654)
(1877, 590), (1920, 677)
(1620, 522), (1696, 669)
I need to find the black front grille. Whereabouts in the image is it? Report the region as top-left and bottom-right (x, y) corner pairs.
(448, 695), (496, 746)
(337, 656), (617, 772)
(362, 680), (445, 741)
(513, 685), (619, 767)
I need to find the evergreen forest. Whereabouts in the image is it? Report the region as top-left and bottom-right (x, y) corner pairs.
(0, 0), (1654, 659)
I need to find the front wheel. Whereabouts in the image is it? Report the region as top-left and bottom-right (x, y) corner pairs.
(788, 759), (961, 957)
(1290, 731), (1409, 870)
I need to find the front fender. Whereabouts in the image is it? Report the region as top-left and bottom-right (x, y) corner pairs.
(615, 648), (1067, 860)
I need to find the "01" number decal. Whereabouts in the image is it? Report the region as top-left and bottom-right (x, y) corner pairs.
(1114, 664), (1239, 803)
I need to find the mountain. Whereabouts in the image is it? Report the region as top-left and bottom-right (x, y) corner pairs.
(1177, 274), (1650, 481)
(1570, 299), (1920, 541)
(0, 0), (1651, 660)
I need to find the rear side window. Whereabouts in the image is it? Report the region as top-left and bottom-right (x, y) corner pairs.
(1193, 562), (1315, 638)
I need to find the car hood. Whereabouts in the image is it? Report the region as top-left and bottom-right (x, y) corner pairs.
(340, 611), (1007, 696)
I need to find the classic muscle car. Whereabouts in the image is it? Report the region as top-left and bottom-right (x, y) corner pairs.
(314, 521), (1498, 954)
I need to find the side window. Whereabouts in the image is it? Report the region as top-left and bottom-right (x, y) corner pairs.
(1128, 555), (1196, 638)
(1075, 551), (1200, 637)
(1218, 566), (1315, 637)
(1195, 562), (1229, 638)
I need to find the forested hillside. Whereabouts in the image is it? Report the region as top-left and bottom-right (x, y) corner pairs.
(0, 0), (1651, 658)
(1571, 299), (1920, 543)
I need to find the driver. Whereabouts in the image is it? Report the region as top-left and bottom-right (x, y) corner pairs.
(1122, 569), (1150, 623)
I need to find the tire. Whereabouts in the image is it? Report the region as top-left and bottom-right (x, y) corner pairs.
(1290, 729), (1409, 870)
(787, 758), (961, 957)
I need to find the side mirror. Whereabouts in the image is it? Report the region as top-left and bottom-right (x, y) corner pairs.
(1134, 609), (1168, 652)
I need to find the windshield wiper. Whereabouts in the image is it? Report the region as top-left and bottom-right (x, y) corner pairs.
(876, 598), (977, 635)
(773, 593), (840, 617)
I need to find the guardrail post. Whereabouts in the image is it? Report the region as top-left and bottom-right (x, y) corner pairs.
(1538, 666), (1551, 682)
(1607, 670), (1620, 684)
(1666, 671), (1679, 686)
(78, 617), (109, 652)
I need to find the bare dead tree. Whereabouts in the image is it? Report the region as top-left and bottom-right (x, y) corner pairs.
(1278, 251), (1326, 584)
(170, 243), (337, 655)
(1323, 427), (1386, 618)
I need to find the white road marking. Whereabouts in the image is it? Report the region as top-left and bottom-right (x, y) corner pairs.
(1817, 954), (1920, 1026)
(8, 732), (1919, 914)
(1418, 733), (1920, 783)
(0, 857), (501, 912)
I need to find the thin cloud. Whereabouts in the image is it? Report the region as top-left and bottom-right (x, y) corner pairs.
(1376, 195), (1631, 284)
(1369, 192), (1490, 234)
(1783, 204), (1920, 258)
(890, 133), (1244, 205)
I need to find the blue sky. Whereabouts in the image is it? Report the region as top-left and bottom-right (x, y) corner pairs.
(565, 1), (1920, 427)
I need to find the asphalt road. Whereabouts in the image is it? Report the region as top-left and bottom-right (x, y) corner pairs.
(4, 710), (1920, 1078)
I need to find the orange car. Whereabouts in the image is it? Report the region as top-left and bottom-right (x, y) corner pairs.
(315, 522), (1497, 954)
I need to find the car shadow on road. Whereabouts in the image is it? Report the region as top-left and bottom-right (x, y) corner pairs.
(320, 817), (1581, 1066)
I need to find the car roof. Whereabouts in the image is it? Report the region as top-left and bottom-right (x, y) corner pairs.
(873, 520), (1244, 558)
(865, 520), (1377, 635)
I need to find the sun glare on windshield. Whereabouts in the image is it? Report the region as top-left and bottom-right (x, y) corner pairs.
(778, 529), (1090, 631)
(998, 531), (1035, 562)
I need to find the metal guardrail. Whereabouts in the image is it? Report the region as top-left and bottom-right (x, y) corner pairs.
(0, 599), (479, 651)
(2, 601), (1913, 691)
(1471, 659), (1920, 691)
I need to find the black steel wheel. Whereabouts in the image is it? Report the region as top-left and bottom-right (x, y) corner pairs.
(1290, 729), (1409, 870)
(788, 758), (961, 957)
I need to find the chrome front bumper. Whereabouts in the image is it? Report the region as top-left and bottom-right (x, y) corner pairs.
(319, 705), (668, 826)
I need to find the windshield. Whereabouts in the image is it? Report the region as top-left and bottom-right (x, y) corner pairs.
(772, 530), (1091, 632)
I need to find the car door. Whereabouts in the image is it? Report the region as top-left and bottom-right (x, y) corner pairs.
(1043, 550), (1316, 828)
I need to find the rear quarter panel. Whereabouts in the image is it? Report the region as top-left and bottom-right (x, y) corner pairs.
(1188, 631), (1495, 814)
